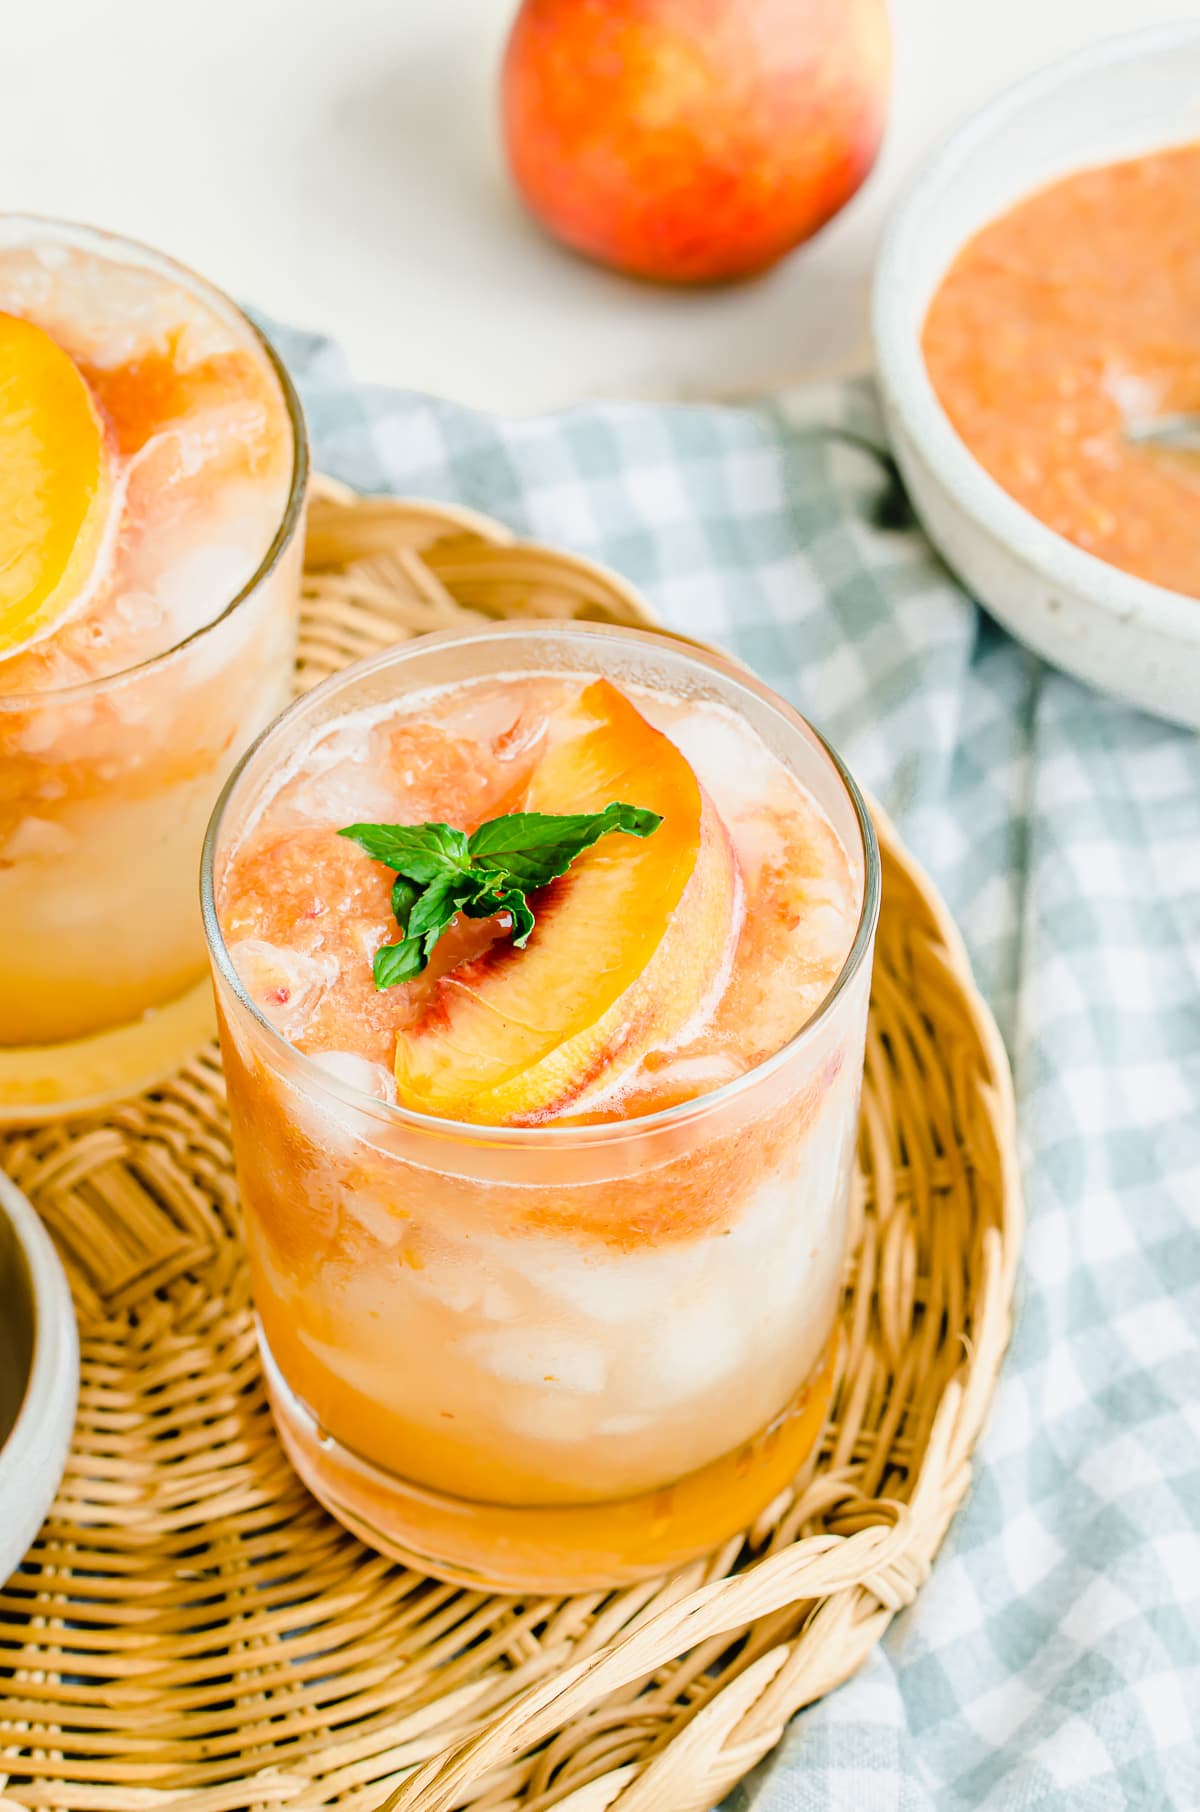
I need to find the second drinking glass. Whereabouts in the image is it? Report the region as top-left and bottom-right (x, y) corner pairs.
(0, 216), (308, 1119)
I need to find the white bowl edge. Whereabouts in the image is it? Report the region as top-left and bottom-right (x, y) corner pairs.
(872, 22), (1200, 729)
(0, 1170), (79, 1579)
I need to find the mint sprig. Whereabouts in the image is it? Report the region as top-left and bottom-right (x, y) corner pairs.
(339, 801), (662, 990)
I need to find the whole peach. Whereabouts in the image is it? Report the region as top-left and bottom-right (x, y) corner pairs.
(501, 0), (891, 284)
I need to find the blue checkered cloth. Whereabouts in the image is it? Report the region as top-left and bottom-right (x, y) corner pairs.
(271, 321), (1200, 1812)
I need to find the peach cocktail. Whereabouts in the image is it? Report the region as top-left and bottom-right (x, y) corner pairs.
(204, 622), (879, 1592)
(0, 217), (307, 1119)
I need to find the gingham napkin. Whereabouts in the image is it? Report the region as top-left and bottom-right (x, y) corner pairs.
(270, 321), (1200, 1812)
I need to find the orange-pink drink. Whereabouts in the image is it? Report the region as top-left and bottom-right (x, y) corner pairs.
(0, 217), (306, 1118)
(205, 623), (879, 1591)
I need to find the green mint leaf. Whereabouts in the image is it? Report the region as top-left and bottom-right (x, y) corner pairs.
(463, 883), (536, 947)
(373, 936), (429, 989)
(391, 874), (421, 932)
(339, 821), (470, 884)
(344, 799), (661, 990)
(407, 870), (482, 944)
(502, 889), (536, 948)
(373, 872), (482, 989)
(466, 802), (662, 891)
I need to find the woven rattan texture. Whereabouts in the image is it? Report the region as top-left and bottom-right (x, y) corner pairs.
(0, 481), (1020, 1812)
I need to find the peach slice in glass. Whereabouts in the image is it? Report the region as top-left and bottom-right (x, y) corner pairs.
(393, 678), (739, 1123)
(0, 312), (110, 656)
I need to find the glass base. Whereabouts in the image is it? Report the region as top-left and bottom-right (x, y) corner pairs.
(260, 1325), (837, 1595)
(0, 978), (216, 1124)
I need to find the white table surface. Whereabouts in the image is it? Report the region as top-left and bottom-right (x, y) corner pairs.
(3, 0), (1194, 412)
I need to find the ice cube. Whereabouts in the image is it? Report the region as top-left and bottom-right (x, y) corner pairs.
(502, 1233), (700, 1328)
(92, 587), (162, 649)
(720, 1173), (796, 1259)
(643, 1298), (743, 1406)
(149, 537), (263, 644)
(0, 816), (74, 861)
(346, 1193), (406, 1249)
(459, 1328), (607, 1394)
(273, 727), (399, 829)
(504, 1393), (597, 1445)
(481, 1281), (520, 1321)
(492, 704), (550, 764)
(663, 703), (778, 815)
(0, 245), (241, 367)
(310, 1049), (398, 1106)
(228, 938), (336, 1040)
(429, 680), (550, 760)
(633, 1051), (742, 1102)
(408, 1260), (518, 1322)
(597, 1413), (652, 1437)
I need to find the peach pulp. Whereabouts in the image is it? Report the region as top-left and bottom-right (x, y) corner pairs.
(0, 218), (307, 1118)
(204, 622), (879, 1592)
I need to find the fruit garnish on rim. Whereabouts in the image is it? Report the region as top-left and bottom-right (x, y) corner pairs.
(339, 799), (663, 990)
(217, 664), (862, 1132)
(0, 312), (112, 656)
(339, 677), (740, 1122)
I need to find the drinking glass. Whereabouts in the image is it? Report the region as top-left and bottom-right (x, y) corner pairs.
(0, 217), (308, 1119)
(203, 623), (879, 1592)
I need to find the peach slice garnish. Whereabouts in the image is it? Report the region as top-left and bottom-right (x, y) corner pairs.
(393, 678), (740, 1124)
(0, 312), (111, 657)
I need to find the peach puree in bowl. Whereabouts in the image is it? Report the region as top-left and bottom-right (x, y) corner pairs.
(922, 143), (1200, 597)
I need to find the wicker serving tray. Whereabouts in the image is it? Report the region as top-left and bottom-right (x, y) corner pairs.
(0, 480), (1020, 1812)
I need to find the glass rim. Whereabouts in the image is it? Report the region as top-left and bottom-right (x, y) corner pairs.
(200, 619), (882, 1147)
(0, 212), (309, 711)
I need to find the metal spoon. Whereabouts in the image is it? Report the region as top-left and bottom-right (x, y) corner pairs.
(1125, 413), (1200, 452)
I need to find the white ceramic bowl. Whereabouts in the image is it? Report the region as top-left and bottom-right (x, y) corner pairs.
(873, 24), (1200, 729)
(0, 1171), (78, 1579)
